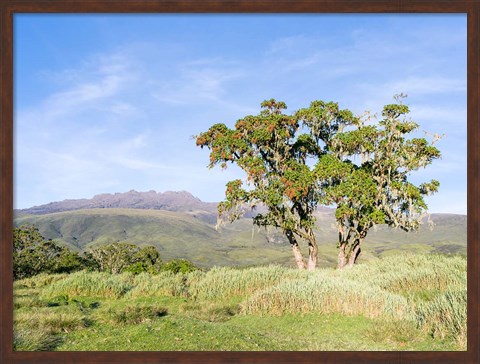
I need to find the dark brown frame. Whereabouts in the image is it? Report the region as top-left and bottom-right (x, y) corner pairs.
(1, 1), (478, 363)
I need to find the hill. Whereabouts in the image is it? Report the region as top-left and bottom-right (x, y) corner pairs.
(14, 203), (467, 268)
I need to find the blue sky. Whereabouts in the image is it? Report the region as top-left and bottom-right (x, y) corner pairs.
(14, 14), (467, 214)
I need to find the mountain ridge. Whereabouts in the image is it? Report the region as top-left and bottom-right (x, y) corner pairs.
(16, 190), (218, 215)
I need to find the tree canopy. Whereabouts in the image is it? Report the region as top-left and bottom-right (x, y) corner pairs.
(196, 99), (358, 270)
(316, 95), (441, 267)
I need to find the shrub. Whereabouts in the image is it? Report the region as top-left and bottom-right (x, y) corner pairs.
(85, 243), (161, 274)
(161, 259), (198, 274)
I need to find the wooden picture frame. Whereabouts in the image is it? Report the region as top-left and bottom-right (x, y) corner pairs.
(1, 1), (478, 363)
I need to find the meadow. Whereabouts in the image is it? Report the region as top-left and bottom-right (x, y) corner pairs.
(13, 253), (466, 351)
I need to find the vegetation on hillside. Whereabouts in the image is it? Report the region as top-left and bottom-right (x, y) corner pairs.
(14, 207), (467, 269)
(13, 254), (466, 351)
(196, 96), (440, 269)
(14, 225), (197, 279)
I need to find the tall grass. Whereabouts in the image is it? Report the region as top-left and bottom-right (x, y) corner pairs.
(241, 275), (413, 319)
(103, 304), (168, 325)
(189, 265), (308, 301)
(14, 253), (466, 350)
(41, 271), (134, 299)
(14, 306), (90, 351)
(14, 273), (69, 289)
(332, 254), (466, 296)
(416, 289), (467, 347)
(14, 326), (61, 351)
(125, 271), (204, 298)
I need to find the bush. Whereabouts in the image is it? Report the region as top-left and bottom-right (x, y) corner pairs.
(161, 259), (198, 274)
(85, 243), (162, 274)
(332, 254), (466, 296)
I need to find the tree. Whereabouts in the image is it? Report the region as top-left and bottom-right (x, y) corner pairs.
(13, 225), (84, 279)
(86, 242), (162, 274)
(124, 245), (163, 274)
(314, 95), (441, 268)
(161, 259), (198, 274)
(196, 99), (357, 270)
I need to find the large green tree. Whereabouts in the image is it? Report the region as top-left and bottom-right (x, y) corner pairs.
(197, 96), (440, 270)
(313, 95), (441, 268)
(196, 99), (357, 270)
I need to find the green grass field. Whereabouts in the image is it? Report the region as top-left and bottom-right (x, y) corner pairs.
(13, 254), (466, 351)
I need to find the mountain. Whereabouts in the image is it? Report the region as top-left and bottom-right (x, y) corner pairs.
(15, 190), (218, 215)
(14, 191), (467, 268)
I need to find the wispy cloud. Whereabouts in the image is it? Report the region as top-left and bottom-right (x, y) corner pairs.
(153, 59), (244, 104)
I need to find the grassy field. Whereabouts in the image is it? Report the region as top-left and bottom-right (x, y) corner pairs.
(13, 253), (466, 351)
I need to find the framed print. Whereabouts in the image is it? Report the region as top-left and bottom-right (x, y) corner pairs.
(1, 1), (479, 363)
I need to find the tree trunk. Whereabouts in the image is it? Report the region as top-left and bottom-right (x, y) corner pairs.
(306, 229), (318, 271)
(307, 242), (318, 271)
(347, 239), (363, 267)
(286, 230), (306, 269)
(292, 244), (306, 270)
(337, 243), (348, 269)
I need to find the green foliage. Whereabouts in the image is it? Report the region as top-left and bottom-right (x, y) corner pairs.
(161, 259), (198, 274)
(310, 95), (442, 267)
(85, 242), (162, 274)
(13, 225), (84, 279)
(197, 99), (358, 269)
(197, 96), (441, 269)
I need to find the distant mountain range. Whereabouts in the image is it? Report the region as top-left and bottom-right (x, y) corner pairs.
(16, 190), (218, 215)
(14, 190), (467, 268)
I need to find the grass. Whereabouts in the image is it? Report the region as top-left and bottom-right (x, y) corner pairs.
(13, 253), (466, 351)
